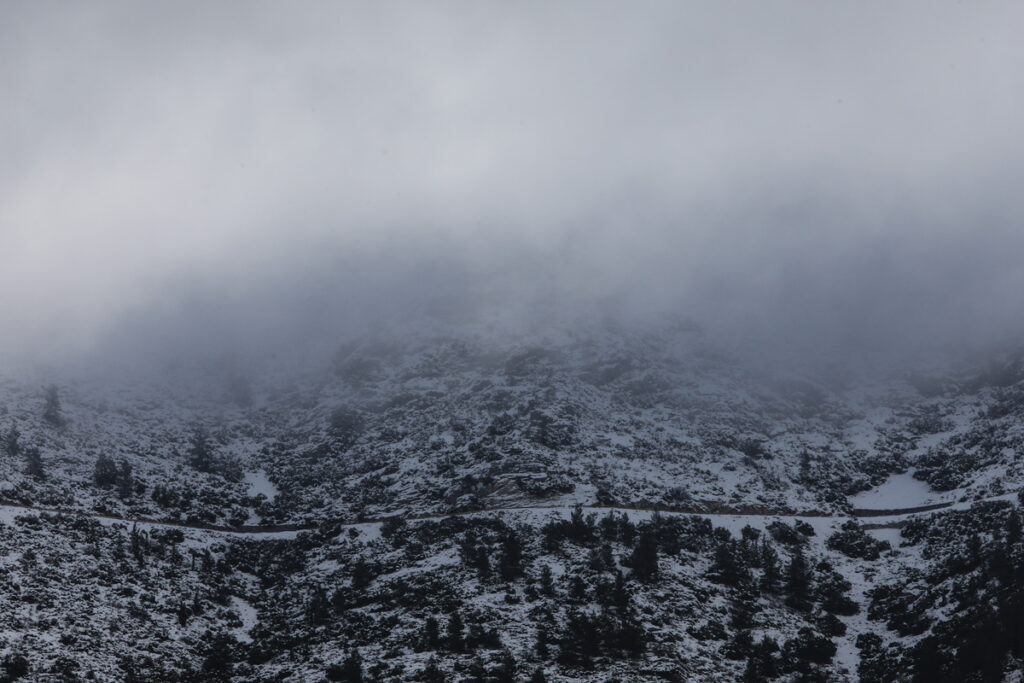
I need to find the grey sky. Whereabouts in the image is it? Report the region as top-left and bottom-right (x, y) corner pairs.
(2, 2), (1023, 363)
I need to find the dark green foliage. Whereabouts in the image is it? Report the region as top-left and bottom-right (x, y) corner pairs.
(744, 636), (780, 682)
(780, 628), (835, 672)
(42, 386), (63, 427)
(535, 625), (550, 659)
(710, 539), (749, 586)
(767, 521), (809, 547)
(826, 521), (891, 560)
(784, 547), (812, 612)
(308, 587), (331, 625)
(491, 649), (517, 683)
(326, 649), (362, 682)
(528, 667), (548, 683)
(446, 610), (465, 652)
(422, 616), (441, 650)
(117, 459), (134, 499)
(1, 654), (29, 682)
(816, 565), (859, 616)
(329, 406), (364, 447)
(24, 447), (44, 481)
(558, 610), (600, 668)
(629, 531), (659, 583)
(539, 565), (555, 597)
(542, 507), (597, 551)
(199, 632), (236, 682)
(94, 454), (118, 488)
(420, 657), (447, 683)
(188, 427), (214, 473)
(2, 426), (21, 457)
(760, 540), (781, 594)
(499, 529), (524, 581)
(351, 558), (374, 591)
(855, 633), (902, 683)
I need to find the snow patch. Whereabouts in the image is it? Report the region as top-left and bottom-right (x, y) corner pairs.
(229, 596), (258, 643)
(244, 470), (279, 501)
(849, 470), (953, 509)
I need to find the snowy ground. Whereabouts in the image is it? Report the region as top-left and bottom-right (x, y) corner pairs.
(848, 470), (954, 509)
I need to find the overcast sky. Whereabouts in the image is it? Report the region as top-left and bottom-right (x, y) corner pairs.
(3, 2), (1024, 365)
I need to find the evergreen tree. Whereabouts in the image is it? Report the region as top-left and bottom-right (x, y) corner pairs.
(117, 460), (134, 499)
(760, 540), (781, 594)
(2, 426), (20, 457)
(42, 386), (64, 427)
(475, 542), (492, 583)
(568, 575), (588, 603)
(1007, 511), (1022, 546)
(326, 649), (362, 682)
(539, 565), (555, 597)
(24, 447), (44, 481)
(744, 636), (780, 682)
(94, 454), (118, 488)
(351, 558), (373, 591)
(420, 657), (446, 683)
(491, 649), (517, 683)
(188, 426), (214, 473)
(465, 656), (487, 683)
(630, 531), (659, 583)
(785, 546), (812, 611)
(528, 667), (548, 683)
(558, 610), (599, 668)
(308, 587), (331, 625)
(711, 540), (748, 586)
(613, 570), (631, 610)
(535, 625), (550, 659)
(447, 610), (465, 652)
(499, 529), (524, 581)
(423, 615), (441, 650)
(2, 654), (29, 682)
(199, 632), (235, 682)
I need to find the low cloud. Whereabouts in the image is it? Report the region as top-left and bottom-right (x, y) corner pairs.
(2, 2), (1023, 369)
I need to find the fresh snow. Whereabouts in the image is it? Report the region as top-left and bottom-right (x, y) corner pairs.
(849, 469), (953, 509)
(244, 470), (280, 500)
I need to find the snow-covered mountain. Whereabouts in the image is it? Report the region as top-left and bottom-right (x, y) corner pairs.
(1, 318), (1023, 681)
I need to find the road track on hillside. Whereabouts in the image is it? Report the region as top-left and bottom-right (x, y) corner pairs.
(0, 493), (978, 537)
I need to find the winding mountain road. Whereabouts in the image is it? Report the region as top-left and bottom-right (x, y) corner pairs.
(0, 493), (975, 538)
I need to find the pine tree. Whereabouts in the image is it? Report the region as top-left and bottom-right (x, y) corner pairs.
(499, 529), (524, 581)
(475, 543), (492, 583)
(711, 540), (748, 586)
(423, 615), (441, 650)
(351, 558), (373, 591)
(24, 447), (44, 481)
(568, 575), (588, 603)
(491, 649), (517, 683)
(613, 570), (631, 610)
(760, 540), (781, 594)
(94, 454), (118, 488)
(340, 649), (362, 683)
(42, 386), (64, 427)
(535, 625), (550, 659)
(1007, 511), (1022, 546)
(539, 565), (555, 597)
(117, 460), (134, 499)
(420, 657), (446, 683)
(3, 426), (21, 457)
(308, 587), (331, 625)
(630, 531), (659, 583)
(447, 610), (465, 652)
(188, 426), (214, 473)
(785, 547), (812, 611)
(199, 632), (236, 682)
